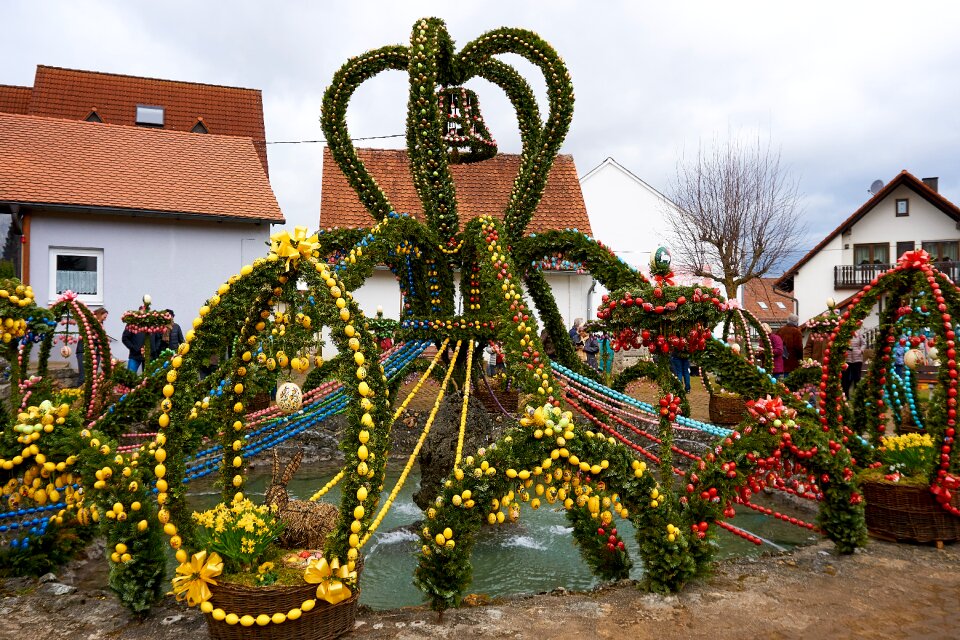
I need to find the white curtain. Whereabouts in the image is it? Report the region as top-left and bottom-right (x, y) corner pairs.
(56, 270), (97, 295)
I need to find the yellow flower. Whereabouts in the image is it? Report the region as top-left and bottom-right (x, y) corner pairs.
(171, 550), (222, 606)
(257, 561), (274, 574)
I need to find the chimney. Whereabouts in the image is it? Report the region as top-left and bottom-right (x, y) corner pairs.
(922, 176), (939, 192)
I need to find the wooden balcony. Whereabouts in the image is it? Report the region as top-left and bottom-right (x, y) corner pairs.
(834, 262), (960, 289)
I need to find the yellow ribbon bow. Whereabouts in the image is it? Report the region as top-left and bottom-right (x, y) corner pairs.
(304, 556), (355, 605)
(171, 550), (223, 606)
(270, 226), (320, 269)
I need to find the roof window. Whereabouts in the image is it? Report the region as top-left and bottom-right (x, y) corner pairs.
(84, 109), (102, 123)
(136, 105), (165, 127)
(191, 119), (209, 134)
(757, 301), (768, 309)
(775, 301), (786, 309)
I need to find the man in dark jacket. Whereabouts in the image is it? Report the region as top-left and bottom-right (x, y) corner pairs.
(122, 324), (145, 373)
(153, 309), (185, 355)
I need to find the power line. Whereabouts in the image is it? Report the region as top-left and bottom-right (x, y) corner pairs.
(266, 133), (404, 145)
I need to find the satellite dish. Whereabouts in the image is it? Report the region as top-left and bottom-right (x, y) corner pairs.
(869, 179), (884, 195)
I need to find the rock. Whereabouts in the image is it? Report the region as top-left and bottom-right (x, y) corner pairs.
(160, 615), (184, 625)
(39, 583), (76, 596)
(38, 573), (57, 584)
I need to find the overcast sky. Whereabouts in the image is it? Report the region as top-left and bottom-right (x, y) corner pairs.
(6, 1), (960, 271)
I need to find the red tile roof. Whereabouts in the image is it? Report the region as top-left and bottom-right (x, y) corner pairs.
(28, 65), (268, 170)
(319, 147), (593, 236)
(0, 85), (32, 114)
(775, 171), (960, 291)
(0, 113), (283, 222)
(743, 277), (793, 324)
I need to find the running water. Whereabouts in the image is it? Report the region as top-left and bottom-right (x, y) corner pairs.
(189, 462), (818, 610)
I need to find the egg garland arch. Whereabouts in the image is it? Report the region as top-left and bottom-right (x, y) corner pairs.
(514, 229), (648, 376)
(148, 242), (392, 571)
(820, 250), (960, 514)
(36, 295), (113, 419)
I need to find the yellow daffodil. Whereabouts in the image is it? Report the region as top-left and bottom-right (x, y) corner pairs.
(171, 550), (223, 606)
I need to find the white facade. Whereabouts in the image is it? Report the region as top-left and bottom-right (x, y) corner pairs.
(789, 179), (960, 325)
(580, 158), (677, 270)
(31, 211), (272, 362)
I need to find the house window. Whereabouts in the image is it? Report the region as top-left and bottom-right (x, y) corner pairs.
(896, 199), (909, 216)
(896, 241), (915, 257)
(49, 248), (103, 304)
(135, 105), (165, 127)
(853, 243), (889, 265)
(921, 241), (959, 263)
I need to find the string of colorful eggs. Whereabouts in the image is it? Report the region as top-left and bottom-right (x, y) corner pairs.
(182, 341), (427, 478)
(478, 216), (555, 399)
(551, 361), (734, 438)
(0, 402), (82, 549)
(818, 253), (959, 515)
(151, 242), (392, 626)
(180, 342), (425, 484)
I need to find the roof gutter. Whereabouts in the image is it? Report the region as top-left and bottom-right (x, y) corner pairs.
(0, 201), (283, 225)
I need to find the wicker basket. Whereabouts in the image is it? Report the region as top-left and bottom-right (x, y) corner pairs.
(205, 580), (359, 640)
(863, 479), (960, 544)
(248, 392), (272, 413)
(708, 394), (747, 425)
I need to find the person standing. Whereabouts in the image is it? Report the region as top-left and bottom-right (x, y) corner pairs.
(122, 322), (146, 373)
(152, 309), (184, 355)
(843, 330), (866, 397)
(762, 323), (785, 379)
(777, 314), (804, 374)
(540, 328), (556, 359)
(669, 349), (691, 393)
(893, 339), (907, 378)
(583, 331), (600, 370)
(569, 318), (584, 357)
(77, 307), (108, 383)
(599, 333), (615, 376)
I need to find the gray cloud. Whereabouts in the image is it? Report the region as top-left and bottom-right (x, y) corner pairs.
(5, 0), (959, 270)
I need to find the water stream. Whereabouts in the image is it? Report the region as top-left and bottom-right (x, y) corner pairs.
(188, 461), (819, 610)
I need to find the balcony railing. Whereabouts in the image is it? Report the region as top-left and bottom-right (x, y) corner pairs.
(834, 262), (960, 288)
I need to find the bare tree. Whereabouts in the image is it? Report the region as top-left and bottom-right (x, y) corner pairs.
(666, 137), (805, 299)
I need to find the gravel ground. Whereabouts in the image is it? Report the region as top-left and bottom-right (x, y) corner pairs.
(1, 537), (957, 640)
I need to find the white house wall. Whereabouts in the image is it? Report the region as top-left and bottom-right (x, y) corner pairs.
(792, 234), (843, 322)
(792, 184), (960, 325)
(842, 185), (959, 259)
(580, 161), (675, 270)
(30, 212), (271, 364)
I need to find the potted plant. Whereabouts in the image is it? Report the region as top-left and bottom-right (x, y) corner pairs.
(175, 494), (359, 640)
(860, 433), (960, 544)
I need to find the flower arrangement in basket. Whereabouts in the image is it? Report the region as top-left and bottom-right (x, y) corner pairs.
(871, 433), (936, 484)
(859, 433), (960, 543)
(172, 451), (358, 640)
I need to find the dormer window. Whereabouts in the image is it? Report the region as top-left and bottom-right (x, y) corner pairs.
(896, 198), (909, 217)
(136, 105), (165, 127)
(191, 119), (209, 134)
(84, 109), (102, 123)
